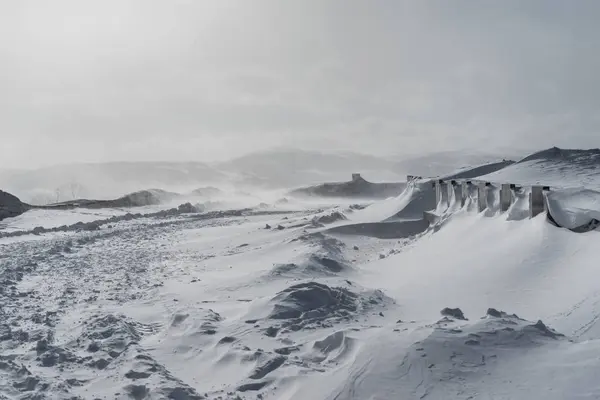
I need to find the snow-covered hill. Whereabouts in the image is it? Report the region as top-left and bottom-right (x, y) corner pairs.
(0, 149), (513, 205)
(1, 147), (600, 400)
(479, 147), (600, 189)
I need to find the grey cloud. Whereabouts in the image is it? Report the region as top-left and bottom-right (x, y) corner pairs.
(1, 0), (599, 168)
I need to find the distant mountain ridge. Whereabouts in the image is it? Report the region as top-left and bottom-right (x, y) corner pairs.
(3, 147), (600, 220)
(289, 174), (406, 199)
(0, 148), (519, 204)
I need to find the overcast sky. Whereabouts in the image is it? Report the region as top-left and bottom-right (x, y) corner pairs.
(1, 0), (599, 168)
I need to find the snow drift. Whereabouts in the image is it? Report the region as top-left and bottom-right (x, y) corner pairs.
(3, 147), (600, 400)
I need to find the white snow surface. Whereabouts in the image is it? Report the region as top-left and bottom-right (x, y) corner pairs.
(2, 160), (600, 399)
(479, 158), (600, 189)
(546, 188), (600, 229)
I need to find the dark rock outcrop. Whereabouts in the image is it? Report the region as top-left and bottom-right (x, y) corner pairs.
(0, 190), (30, 221)
(441, 307), (467, 321)
(290, 175), (405, 199)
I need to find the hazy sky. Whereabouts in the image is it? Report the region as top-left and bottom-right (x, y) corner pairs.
(1, 0), (599, 168)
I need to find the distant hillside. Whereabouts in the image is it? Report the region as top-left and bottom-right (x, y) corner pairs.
(0, 148), (521, 204)
(217, 149), (401, 188)
(0, 150), (403, 203)
(0, 162), (228, 204)
(289, 174), (406, 199)
(392, 150), (523, 178)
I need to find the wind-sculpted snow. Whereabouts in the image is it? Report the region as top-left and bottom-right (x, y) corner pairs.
(319, 181), (435, 239)
(479, 147), (600, 189)
(315, 309), (569, 400)
(271, 232), (349, 277)
(545, 188), (600, 232)
(441, 160), (515, 180)
(387, 310), (566, 398)
(310, 210), (347, 226)
(0, 204), (300, 239)
(266, 282), (386, 327)
(519, 147), (600, 165)
(4, 149), (600, 399)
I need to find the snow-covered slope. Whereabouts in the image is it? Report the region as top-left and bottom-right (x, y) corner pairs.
(478, 147), (600, 189)
(1, 148), (600, 400)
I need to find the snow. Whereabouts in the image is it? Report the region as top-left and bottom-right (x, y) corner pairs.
(2, 150), (600, 399)
(0, 208), (132, 232)
(546, 188), (600, 229)
(479, 158), (600, 189)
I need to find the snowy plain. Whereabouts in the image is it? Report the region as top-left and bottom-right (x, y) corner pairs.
(2, 148), (600, 400)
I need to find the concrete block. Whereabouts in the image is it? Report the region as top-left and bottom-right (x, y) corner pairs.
(500, 183), (512, 212)
(477, 183), (487, 212)
(542, 186), (550, 212)
(530, 186), (545, 218)
(451, 180), (464, 207)
(439, 181), (449, 208)
(461, 182), (469, 207)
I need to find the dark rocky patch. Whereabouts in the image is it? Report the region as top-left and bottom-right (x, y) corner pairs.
(441, 307), (467, 321)
(274, 346), (300, 355)
(290, 175), (405, 199)
(218, 336), (237, 345)
(237, 381), (271, 392)
(312, 211), (346, 225)
(0, 190), (30, 221)
(264, 282), (390, 332)
(249, 356), (286, 380)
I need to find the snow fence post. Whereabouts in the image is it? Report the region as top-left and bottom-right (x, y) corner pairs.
(461, 181), (469, 207)
(435, 180), (448, 208)
(440, 180), (449, 208)
(529, 186), (545, 218)
(451, 180), (464, 207)
(542, 186), (551, 213)
(477, 183), (487, 212)
(500, 183), (512, 212)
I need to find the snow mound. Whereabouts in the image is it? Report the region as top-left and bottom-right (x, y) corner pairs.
(270, 255), (347, 277)
(346, 181), (431, 223)
(385, 181), (436, 221)
(326, 310), (567, 400)
(393, 311), (566, 398)
(311, 210), (347, 226)
(546, 188), (600, 232)
(272, 233), (349, 277)
(166, 309), (223, 353)
(255, 282), (391, 334)
(322, 181), (434, 238)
